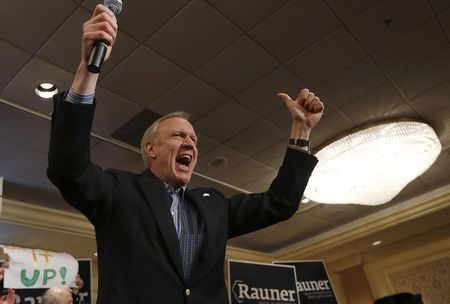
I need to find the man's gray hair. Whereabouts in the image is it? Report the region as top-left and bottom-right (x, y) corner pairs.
(140, 111), (191, 168)
(42, 287), (71, 304)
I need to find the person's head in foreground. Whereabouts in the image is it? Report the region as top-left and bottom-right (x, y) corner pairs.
(42, 287), (73, 304)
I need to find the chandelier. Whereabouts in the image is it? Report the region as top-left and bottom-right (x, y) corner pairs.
(304, 120), (441, 205)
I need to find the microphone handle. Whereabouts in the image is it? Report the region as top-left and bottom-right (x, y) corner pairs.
(87, 41), (108, 74)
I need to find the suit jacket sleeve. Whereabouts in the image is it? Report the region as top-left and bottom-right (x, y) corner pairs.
(47, 92), (116, 225)
(226, 148), (318, 238)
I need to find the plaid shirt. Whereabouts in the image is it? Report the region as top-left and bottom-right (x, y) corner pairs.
(167, 187), (204, 280)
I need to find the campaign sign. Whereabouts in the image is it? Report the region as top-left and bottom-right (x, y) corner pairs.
(1, 259), (92, 304)
(228, 260), (299, 304)
(274, 261), (337, 304)
(2, 246), (78, 289)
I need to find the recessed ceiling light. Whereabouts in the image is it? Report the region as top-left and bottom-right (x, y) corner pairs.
(301, 198), (310, 204)
(208, 156), (228, 168)
(35, 82), (58, 99)
(383, 18), (393, 27)
(372, 240), (382, 246)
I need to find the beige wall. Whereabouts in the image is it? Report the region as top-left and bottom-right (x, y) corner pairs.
(281, 223), (450, 304)
(339, 265), (373, 304)
(363, 225), (450, 304)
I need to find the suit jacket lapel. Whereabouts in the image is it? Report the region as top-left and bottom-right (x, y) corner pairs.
(136, 170), (184, 279)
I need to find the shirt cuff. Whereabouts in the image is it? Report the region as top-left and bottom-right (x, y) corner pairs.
(288, 145), (311, 154)
(65, 88), (95, 104)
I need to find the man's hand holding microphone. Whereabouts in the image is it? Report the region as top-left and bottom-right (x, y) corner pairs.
(71, 1), (121, 95)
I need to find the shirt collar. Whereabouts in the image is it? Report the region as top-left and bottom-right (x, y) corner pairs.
(165, 183), (186, 194)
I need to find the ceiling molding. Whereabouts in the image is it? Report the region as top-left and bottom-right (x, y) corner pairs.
(0, 198), (95, 238)
(327, 253), (363, 272)
(226, 246), (273, 263)
(1, 184), (449, 264)
(274, 185), (450, 260)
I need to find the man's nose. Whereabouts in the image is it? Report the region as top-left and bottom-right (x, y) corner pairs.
(182, 137), (195, 147)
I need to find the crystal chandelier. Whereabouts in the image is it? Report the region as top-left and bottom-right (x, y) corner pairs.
(304, 120), (442, 205)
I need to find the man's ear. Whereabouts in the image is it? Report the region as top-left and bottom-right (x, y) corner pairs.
(144, 141), (157, 159)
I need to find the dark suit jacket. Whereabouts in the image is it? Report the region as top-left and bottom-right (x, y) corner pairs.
(47, 93), (318, 304)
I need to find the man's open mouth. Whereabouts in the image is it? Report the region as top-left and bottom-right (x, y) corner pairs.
(176, 154), (192, 168)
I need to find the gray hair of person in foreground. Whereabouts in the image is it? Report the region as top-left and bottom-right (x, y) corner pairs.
(42, 287), (73, 304)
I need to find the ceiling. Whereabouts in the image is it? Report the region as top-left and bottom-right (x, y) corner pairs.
(1, 0), (450, 259)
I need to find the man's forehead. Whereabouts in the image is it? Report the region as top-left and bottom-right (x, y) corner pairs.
(158, 117), (196, 134)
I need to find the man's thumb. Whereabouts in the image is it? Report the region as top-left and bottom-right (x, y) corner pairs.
(277, 93), (292, 105)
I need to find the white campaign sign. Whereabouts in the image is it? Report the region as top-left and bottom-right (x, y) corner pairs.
(1, 245), (78, 289)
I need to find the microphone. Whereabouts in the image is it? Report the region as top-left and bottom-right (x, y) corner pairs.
(87, 0), (123, 74)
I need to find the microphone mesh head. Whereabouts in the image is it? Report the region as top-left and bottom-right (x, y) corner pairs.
(104, 0), (123, 15)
